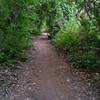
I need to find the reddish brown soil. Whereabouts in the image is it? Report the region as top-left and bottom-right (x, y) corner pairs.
(0, 35), (99, 100)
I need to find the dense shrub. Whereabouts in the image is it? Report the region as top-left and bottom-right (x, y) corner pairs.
(54, 18), (100, 69)
(54, 18), (80, 49)
(0, 0), (39, 63)
(53, 0), (100, 69)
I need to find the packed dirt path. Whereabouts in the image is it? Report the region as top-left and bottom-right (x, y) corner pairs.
(0, 35), (99, 100)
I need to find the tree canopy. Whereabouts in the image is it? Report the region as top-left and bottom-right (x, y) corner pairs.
(0, 0), (100, 69)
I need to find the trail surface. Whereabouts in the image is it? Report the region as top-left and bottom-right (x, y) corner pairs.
(0, 35), (99, 100)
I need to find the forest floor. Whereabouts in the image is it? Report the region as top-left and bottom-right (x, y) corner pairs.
(0, 34), (100, 100)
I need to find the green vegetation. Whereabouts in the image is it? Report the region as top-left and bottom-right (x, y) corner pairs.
(0, 0), (100, 69)
(53, 0), (100, 69)
(0, 0), (41, 63)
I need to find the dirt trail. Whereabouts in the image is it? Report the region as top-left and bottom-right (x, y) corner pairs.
(0, 35), (99, 100)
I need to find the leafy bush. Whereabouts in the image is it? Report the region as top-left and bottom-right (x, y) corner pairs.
(0, 0), (39, 63)
(54, 18), (80, 49)
(52, 0), (100, 69)
(54, 18), (100, 69)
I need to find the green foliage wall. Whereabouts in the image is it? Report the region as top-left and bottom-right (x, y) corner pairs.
(0, 0), (100, 68)
(0, 0), (40, 63)
(53, 0), (100, 69)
